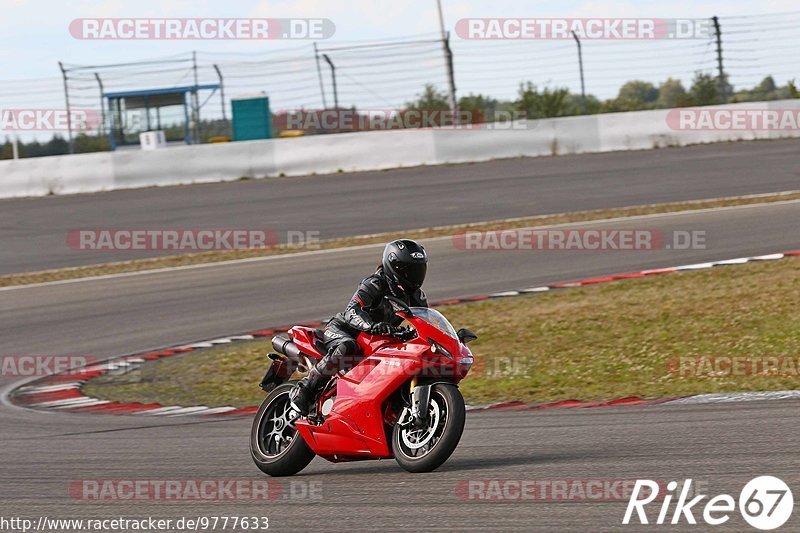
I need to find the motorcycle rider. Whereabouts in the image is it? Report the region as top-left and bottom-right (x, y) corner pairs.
(290, 239), (428, 415)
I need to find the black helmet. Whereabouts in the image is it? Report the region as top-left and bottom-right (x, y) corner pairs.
(382, 239), (427, 294)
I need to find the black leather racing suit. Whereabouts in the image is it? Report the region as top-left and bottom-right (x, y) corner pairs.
(315, 267), (427, 377)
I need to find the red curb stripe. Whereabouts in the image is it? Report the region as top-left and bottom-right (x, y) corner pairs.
(37, 374), (75, 382)
(95, 403), (165, 414)
(484, 401), (527, 410)
(70, 370), (106, 379)
(41, 371), (98, 383)
(432, 299), (464, 306)
(21, 389), (85, 403)
(13, 251), (800, 417)
(508, 399), (591, 410)
(578, 276), (616, 285)
(461, 295), (491, 302)
(629, 397), (680, 406)
(597, 396), (654, 407)
(537, 399), (597, 409)
(68, 402), (121, 412)
(140, 350), (179, 359)
(482, 396), (684, 412)
(549, 282), (582, 288)
(109, 404), (166, 414)
(610, 272), (645, 279)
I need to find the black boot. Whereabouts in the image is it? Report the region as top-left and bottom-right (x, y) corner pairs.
(290, 368), (326, 415)
(290, 342), (350, 415)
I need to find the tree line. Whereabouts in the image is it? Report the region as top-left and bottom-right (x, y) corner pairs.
(422, 73), (799, 122)
(2, 74), (797, 159)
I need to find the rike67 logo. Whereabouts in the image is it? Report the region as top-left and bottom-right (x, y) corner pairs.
(623, 476), (793, 530)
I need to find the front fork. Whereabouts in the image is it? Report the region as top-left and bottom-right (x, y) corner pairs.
(398, 377), (432, 427)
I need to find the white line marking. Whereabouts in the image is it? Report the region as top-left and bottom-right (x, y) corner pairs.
(164, 406), (211, 416)
(714, 257), (752, 265)
(133, 406), (185, 415)
(30, 397), (93, 407)
(666, 390), (800, 404)
(490, 291), (521, 297)
(186, 342), (215, 348)
(79, 364), (115, 372)
(521, 287), (550, 292)
(640, 268), (676, 274)
(674, 262), (717, 270)
(52, 399), (110, 409)
(17, 382), (83, 394)
(199, 406), (238, 415)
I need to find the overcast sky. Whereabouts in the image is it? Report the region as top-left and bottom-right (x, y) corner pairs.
(2, 0), (797, 79)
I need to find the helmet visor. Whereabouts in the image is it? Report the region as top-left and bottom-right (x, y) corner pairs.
(398, 262), (427, 289)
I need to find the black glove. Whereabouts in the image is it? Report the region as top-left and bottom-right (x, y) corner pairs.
(393, 327), (416, 342)
(370, 322), (394, 336)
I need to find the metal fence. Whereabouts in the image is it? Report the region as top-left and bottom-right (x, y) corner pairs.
(1, 10), (798, 148)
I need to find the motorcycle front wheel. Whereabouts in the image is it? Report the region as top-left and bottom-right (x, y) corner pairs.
(250, 383), (315, 477)
(392, 383), (466, 473)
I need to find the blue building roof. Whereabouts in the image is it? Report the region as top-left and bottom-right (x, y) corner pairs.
(103, 84), (220, 99)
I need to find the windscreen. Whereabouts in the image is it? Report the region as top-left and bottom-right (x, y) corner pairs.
(410, 307), (458, 339)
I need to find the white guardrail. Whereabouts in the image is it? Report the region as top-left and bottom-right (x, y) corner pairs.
(2, 100), (799, 198)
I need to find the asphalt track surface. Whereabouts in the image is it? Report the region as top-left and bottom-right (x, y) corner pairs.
(2, 199), (800, 531)
(2, 138), (800, 274)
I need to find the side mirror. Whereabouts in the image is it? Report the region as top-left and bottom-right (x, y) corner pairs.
(385, 295), (413, 317)
(457, 328), (478, 344)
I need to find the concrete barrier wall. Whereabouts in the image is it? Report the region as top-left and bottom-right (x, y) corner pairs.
(272, 128), (437, 176)
(111, 139), (276, 190)
(0, 151), (113, 197)
(2, 100), (799, 198)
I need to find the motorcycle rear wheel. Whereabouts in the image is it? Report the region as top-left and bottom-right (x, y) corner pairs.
(392, 383), (466, 473)
(250, 383), (315, 477)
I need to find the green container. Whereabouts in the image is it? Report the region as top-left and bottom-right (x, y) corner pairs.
(232, 97), (272, 141)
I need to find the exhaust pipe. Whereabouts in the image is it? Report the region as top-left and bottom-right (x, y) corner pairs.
(260, 336), (305, 392)
(271, 334), (302, 361)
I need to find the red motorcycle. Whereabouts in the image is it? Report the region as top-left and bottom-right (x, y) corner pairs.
(250, 296), (478, 476)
